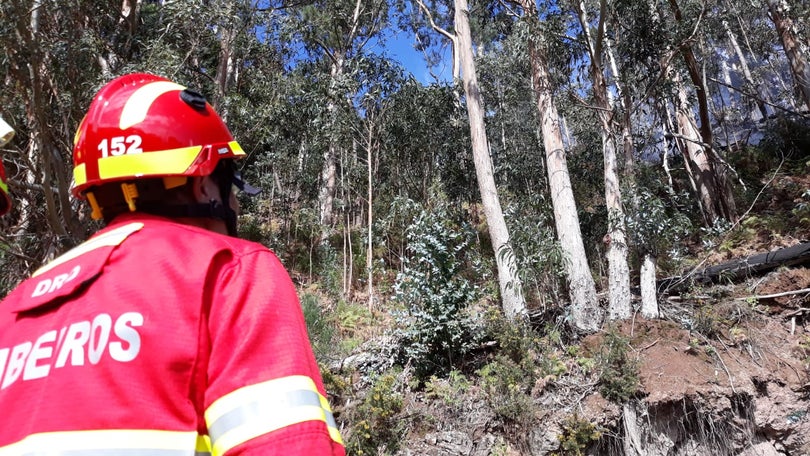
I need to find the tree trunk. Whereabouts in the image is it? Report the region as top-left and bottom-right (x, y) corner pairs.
(672, 73), (728, 226)
(766, 0), (810, 111)
(214, 7), (237, 116)
(366, 115), (375, 310)
(668, 0), (736, 224)
(318, 56), (343, 235)
(519, 0), (602, 332)
(720, 10), (770, 120)
(454, 0), (527, 321)
(19, 3), (83, 244)
(574, 0), (631, 320)
(606, 22), (660, 319)
(640, 254), (659, 318)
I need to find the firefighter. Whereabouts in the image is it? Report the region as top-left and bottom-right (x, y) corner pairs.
(0, 73), (345, 455)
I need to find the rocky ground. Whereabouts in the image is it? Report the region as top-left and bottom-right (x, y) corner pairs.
(332, 173), (810, 455)
(384, 266), (810, 456)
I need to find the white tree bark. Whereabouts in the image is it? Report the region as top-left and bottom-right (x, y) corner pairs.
(454, 0), (526, 321)
(318, 55), (344, 233)
(623, 402), (647, 456)
(721, 11), (770, 120)
(575, 0), (630, 321)
(519, 0), (601, 331)
(673, 73), (720, 226)
(640, 254), (659, 319)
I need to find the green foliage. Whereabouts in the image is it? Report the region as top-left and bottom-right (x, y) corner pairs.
(301, 293), (336, 361)
(759, 117), (810, 162)
(597, 327), (640, 404)
(553, 414), (602, 456)
(625, 186), (694, 260)
(424, 370), (471, 408)
(692, 306), (723, 338)
(334, 300), (374, 355)
(478, 354), (535, 424)
(346, 372), (404, 456)
(477, 309), (558, 425)
(392, 202), (482, 380)
(504, 200), (568, 304)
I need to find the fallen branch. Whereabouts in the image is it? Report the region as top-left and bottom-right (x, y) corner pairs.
(735, 288), (810, 301)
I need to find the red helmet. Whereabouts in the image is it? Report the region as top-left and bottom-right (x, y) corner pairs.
(72, 73), (245, 198)
(0, 161), (10, 216)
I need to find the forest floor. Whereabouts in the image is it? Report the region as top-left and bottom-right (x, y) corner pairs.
(330, 173), (810, 455)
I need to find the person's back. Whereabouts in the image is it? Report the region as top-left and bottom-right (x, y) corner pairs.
(0, 74), (345, 455)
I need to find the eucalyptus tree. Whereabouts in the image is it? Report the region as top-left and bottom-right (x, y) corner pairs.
(0, 0), (130, 291)
(507, 0), (602, 332)
(665, 0), (737, 225)
(284, 0), (389, 239)
(401, 0), (527, 321)
(764, 0), (810, 111)
(570, 0), (632, 320)
(718, 0), (772, 120)
(0, 0), (282, 291)
(372, 80), (475, 283)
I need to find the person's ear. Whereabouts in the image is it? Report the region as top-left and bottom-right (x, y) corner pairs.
(191, 175), (221, 203)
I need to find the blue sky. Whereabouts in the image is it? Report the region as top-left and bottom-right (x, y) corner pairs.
(379, 28), (452, 84)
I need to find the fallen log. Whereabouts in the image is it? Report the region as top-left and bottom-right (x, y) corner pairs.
(658, 242), (810, 293)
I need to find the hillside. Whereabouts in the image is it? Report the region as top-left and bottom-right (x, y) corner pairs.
(317, 166), (810, 455)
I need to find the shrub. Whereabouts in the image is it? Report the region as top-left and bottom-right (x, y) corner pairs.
(553, 414), (602, 456)
(301, 293), (335, 361)
(346, 372), (405, 456)
(478, 354), (535, 424)
(477, 309), (551, 424)
(392, 202), (481, 380)
(424, 369), (471, 409)
(597, 326), (640, 404)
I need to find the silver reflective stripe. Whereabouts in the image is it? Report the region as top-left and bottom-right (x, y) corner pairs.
(208, 389), (323, 442)
(204, 375), (344, 454)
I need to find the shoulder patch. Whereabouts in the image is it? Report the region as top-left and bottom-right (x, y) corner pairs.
(9, 223), (144, 313)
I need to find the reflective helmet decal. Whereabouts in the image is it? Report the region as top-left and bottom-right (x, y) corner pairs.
(71, 73), (244, 198)
(119, 81), (185, 130)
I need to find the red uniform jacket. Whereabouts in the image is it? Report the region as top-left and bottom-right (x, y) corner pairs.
(0, 214), (345, 456)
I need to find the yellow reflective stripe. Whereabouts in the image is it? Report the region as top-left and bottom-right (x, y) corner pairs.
(32, 222), (144, 277)
(0, 178), (7, 193)
(319, 393), (344, 445)
(74, 162), (87, 187)
(98, 146), (202, 180)
(205, 376), (343, 455)
(228, 141), (245, 157)
(196, 435), (212, 454)
(120, 81), (186, 130)
(0, 429), (207, 456)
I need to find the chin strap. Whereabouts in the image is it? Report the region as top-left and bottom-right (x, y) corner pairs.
(89, 160), (259, 237)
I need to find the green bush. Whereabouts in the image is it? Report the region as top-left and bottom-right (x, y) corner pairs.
(424, 369), (471, 408)
(553, 414), (602, 456)
(346, 372), (405, 456)
(476, 309), (555, 424)
(478, 354), (535, 424)
(392, 202), (481, 380)
(597, 326), (640, 404)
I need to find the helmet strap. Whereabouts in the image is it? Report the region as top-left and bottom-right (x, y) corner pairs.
(210, 160), (239, 237)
